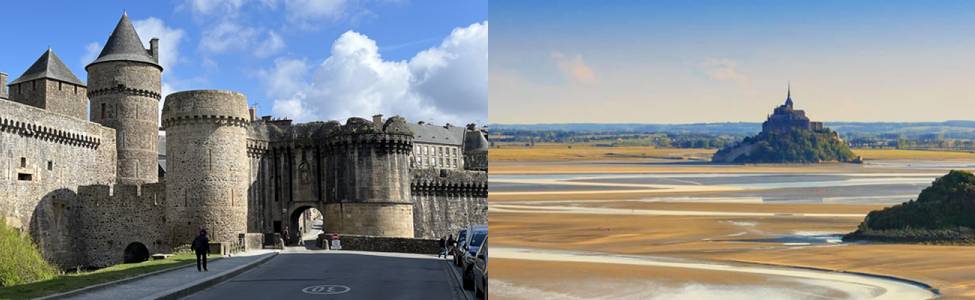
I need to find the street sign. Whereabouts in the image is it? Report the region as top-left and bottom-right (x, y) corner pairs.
(302, 285), (351, 295)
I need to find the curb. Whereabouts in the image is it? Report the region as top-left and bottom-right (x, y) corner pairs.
(36, 256), (226, 300)
(441, 256), (473, 300)
(151, 252), (279, 300)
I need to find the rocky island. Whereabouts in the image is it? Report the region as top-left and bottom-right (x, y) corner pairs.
(712, 87), (857, 163)
(845, 170), (975, 243)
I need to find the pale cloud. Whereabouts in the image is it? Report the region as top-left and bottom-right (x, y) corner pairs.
(183, 0), (246, 16)
(551, 52), (596, 83)
(255, 30), (287, 58)
(200, 21), (259, 53)
(284, 0), (348, 22)
(264, 21), (488, 125)
(699, 58), (748, 83)
(80, 42), (100, 67)
(133, 18), (185, 72)
(200, 21), (287, 58)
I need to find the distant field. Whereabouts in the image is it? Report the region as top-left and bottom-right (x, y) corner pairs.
(488, 143), (715, 161)
(489, 143), (975, 162)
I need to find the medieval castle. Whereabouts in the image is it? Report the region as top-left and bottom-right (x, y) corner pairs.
(0, 14), (487, 268)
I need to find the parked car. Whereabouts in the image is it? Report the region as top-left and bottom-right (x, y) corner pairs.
(472, 237), (488, 299)
(462, 225), (487, 290)
(452, 228), (468, 266)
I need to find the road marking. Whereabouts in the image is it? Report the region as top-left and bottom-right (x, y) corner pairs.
(302, 285), (351, 295)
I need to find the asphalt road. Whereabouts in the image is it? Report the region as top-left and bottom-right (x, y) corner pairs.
(184, 250), (465, 300)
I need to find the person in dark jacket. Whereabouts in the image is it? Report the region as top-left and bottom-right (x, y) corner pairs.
(191, 229), (210, 272)
(438, 236), (447, 258)
(446, 234), (455, 257)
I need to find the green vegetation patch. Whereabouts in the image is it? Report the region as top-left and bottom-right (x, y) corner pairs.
(846, 170), (975, 243)
(715, 127), (857, 163)
(0, 218), (57, 288)
(0, 252), (216, 299)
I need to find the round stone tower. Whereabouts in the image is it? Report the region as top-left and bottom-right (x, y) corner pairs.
(87, 13), (163, 184)
(324, 116), (415, 237)
(162, 90), (250, 244)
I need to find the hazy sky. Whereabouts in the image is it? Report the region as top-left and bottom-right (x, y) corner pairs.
(0, 1), (486, 125)
(490, 0), (975, 124)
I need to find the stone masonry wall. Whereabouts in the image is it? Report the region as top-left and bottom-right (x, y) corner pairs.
(75, 183), (167, 268)
(0, 98), (116, 268)
(338, 234), (440, 254)
(163, 90), (250, 245)
(411, 169), (488, 239)
(7, 79), (88, 120)
(88, 61), (161, 185)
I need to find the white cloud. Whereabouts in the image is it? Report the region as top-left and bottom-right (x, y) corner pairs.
(133, 18), (185, 72)
(200, 21), (287, 58)
(255, 30), (287, 58)
(284, 0), (348, 21)
(550, 52), (596, 83)
(183, 0), (246, 16)
(264, 21), (488, 125)
(80, 42), (100, 67)
(699, 58), (748, 83)
(200, 21), (259, 54)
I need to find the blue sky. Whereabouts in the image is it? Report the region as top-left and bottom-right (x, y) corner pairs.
(1, 0), (487, 124)
(490, 0), (975, 123)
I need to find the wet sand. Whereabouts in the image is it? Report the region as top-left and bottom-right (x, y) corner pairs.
(489, 159), (975, 299)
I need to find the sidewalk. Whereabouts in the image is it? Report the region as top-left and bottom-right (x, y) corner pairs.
(53, 250), (278, 300)
(441, 255), (475, 300)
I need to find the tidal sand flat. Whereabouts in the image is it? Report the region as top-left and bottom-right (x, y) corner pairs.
(489, 158), (975, 299)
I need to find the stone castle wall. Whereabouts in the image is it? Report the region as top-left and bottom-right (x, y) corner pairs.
(88, 61), (161, 185)
(7, 79), (88, 120)
(75, 183), (167, 268)
(163, 90), (250, 245)
(0, 98), (116, 268)
(411, 169), (488, 239)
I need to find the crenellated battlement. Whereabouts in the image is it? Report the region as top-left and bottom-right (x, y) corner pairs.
(77, 182), (167, 207)
(411, 169), (487, 197)
(88, 85), (162, 100)
(161, 115), (250, 128)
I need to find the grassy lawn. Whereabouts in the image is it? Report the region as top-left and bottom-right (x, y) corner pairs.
(0, 253), (220, 299)
(489, 143), (716, 161)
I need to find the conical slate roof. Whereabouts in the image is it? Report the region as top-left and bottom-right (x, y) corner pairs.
(9, 49), (84, 86)
(86, 13), (161, 70)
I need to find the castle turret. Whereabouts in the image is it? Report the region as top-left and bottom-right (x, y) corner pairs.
(7, 49), (88, 119)
(0, 72), (8, 99)
(87, 13), (163, 185)
(162, 90), (250, 245)
(324, 116), (415, 237)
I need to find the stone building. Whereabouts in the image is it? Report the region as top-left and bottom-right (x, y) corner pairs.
(0, 13), (487, 268)
(761, 85), (825, 134)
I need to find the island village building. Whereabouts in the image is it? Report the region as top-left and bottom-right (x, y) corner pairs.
(0, 14), (488, 268)
(711, 86), (850, 163)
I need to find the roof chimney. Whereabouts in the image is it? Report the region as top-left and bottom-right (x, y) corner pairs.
(249, 106), (256, 121)
(0, 72), (7, 99)
(149, 38), (160, 63)
(373, 114), (383, 125)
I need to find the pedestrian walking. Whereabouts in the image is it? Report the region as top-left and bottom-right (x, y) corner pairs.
(438, 236), (447, 258)
(281, 225), (290, 245)
(447, 234), (455, 257)
(191, 229), (210, 272)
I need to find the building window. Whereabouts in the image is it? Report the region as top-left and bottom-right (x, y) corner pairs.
(47, 161), (53, 171)
(20, 157), (26, 168)
(18, 173), (32, 181)
(101, 103), (107, 119)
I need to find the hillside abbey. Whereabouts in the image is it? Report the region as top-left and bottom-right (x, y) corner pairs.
(0, 14), (487, 268)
